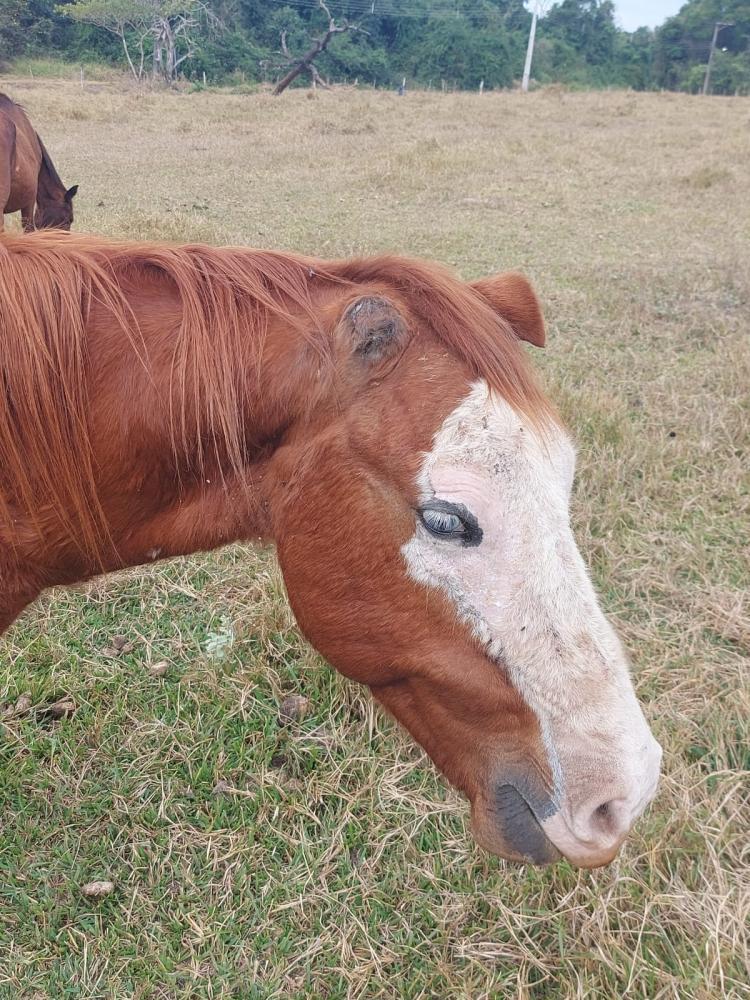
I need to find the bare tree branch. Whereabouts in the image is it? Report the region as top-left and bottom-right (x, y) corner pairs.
(272, 0), (368, 96)
(309, 63), (330, 89)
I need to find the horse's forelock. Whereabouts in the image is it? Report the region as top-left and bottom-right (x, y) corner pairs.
(328, 254), (557, 430)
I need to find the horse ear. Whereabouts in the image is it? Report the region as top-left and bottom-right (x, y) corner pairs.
(339, 296), (409, 363)
(471, 272), (546, 348)
(65, 185), (79, 202)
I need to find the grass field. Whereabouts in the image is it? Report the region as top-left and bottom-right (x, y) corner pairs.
(0, 76), (748, 999)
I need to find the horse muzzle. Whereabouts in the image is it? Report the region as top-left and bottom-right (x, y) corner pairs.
(471, 783), (562, 865)
(472, 739), (662, 868)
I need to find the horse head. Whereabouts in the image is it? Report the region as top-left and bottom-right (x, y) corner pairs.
(266, 264), (661, 868)
(34, 183), (77, 231)
(0, 237), (661, 867)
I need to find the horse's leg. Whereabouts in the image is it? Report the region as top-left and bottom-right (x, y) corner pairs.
(0, 128), (13, 233)
(21, 203), (35, 233)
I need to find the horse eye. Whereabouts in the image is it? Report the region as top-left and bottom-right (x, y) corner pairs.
(417, 502), (483, 547)
(419, 507), (465, 538)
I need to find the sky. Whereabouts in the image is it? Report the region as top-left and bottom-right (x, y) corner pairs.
(613, 1), (686, 31)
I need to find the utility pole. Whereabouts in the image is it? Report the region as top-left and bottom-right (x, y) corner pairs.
(522, 1), (548, 92)
(522, 6), (538, 92)
(703, 21), (733, 95)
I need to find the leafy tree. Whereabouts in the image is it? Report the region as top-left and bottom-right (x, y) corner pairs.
(411, 17), (515, 89)
(63, 0), (216, 82)
(5, 0), (748, 95)
(654, 0), (750, 94)
(544, 0), (618, 66)
(1, 0), (75, 59)
(63, 0), (153, 79)
(0, 0), (25, 58)
(613, 26), (654, 90)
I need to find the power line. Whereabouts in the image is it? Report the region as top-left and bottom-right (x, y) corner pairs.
(264, 0), (514, 21)
(266, 1), (453, 16)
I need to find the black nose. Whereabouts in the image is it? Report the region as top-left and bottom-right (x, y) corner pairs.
(493, 784), (560, 864)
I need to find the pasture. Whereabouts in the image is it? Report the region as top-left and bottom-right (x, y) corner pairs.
(0, 76), (748, 999)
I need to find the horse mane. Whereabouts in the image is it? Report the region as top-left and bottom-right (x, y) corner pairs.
(0, 232), (552, 561)
(35, 133), (66, 190)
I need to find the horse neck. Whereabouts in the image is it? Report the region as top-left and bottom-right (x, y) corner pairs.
(35, 140), (66, 205)
(1, 239), (346, 611)
(80, 270), (336, 566)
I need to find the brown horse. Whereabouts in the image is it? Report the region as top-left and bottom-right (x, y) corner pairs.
(0, 231), (661, 868)
(0, 94), (78, 232)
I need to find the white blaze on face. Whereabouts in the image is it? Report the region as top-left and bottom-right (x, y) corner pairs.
(401, 381), (661, 863)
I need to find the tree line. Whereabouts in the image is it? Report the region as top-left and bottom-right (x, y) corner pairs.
(1, 0), (749, 95)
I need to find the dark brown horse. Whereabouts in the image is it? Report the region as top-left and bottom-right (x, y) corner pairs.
(0, 232), (661, 868)
(0, 94), (78, 232)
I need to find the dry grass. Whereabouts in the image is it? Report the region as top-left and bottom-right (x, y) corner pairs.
(0, 77), (748, 999)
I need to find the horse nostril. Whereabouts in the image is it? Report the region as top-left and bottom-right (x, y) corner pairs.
(588, 799), (627, 840)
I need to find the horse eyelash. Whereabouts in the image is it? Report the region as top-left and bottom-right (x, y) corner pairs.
(417, 501), (483, 547)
